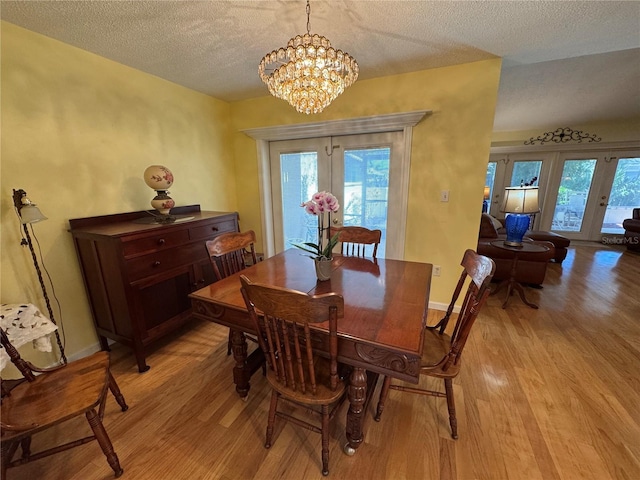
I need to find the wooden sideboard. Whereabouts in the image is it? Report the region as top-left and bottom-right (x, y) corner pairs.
(69, 205), (239, 372)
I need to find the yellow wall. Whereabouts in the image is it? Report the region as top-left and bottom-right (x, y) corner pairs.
(1, 23), (236, 364)
(231, 59), (502, 305)
(1, 20), (501, 365)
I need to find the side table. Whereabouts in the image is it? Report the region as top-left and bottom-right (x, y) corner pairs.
(489, 241), (550, 309)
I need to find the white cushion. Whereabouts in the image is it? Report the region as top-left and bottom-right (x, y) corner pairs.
(486, 214), (503, 231)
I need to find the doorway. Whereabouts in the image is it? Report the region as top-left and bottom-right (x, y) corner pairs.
(269, 131), (405, 258)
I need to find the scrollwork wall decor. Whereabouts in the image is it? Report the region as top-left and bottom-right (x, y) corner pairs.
(524, 127), (601, 145)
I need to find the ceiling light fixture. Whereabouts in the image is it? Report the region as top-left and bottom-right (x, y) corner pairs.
(258, 0), (358, 114)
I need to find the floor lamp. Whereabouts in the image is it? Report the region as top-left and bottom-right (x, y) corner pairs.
(12, 189), (67, 364)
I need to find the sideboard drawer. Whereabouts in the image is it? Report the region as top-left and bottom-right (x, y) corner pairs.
(126, 242), (206, 282)
(122, 230), (190, 258)
(189, 219), (237, 241)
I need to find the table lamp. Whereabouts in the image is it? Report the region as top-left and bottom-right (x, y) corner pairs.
(12, 189), (67, 363)
(500, 186), (540, 247)
(482, 186), (491, 213)
(143, 165), (175, 221)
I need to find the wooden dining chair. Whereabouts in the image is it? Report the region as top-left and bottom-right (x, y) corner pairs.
(0, 328), (128, 479)
(206, 230), (260, 355)
(240, 275), (348, 476)
(374, 249), (495, 439)
(330, 226), (382, 258)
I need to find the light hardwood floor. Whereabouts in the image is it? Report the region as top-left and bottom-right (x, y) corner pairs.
(5, 245), (640, 480)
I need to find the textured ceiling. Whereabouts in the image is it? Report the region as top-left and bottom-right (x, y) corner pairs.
(1, 0), (639, 132)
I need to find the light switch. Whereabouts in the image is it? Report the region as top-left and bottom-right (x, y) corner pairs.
(440, 190), (449, 202)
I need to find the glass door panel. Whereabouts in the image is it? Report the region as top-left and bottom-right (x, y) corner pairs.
(342, 146), (391, 255)
(485, 161), (497, 213)
(510, 160), (542, 186)
(602, 157), (640, 234)
(550, 158), (596, 233)
(280, 151), (319, 249)
(270, 137), (330, 253)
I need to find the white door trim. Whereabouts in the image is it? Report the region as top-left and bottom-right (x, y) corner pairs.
(243, 111), (431, 257)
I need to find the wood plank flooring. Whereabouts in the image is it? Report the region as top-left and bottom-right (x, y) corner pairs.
(5, 245), (640, 480)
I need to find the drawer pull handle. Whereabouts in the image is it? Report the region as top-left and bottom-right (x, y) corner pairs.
(158, 238), (165, 245)
(211, 226), (219, 232)
(153, 261), (161, 267)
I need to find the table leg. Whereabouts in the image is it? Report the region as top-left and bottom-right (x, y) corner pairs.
(493, 253), (540, 309)
(230, 329), (250, 400)
(512, 282), (539, 309)
(501, 277), (516, 309)
(344, 367), (367, 455)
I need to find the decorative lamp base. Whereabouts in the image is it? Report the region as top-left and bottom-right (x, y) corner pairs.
(314, 257), (332, 281)
(503, 213), (531, 247)
(151, 190), (175, 215)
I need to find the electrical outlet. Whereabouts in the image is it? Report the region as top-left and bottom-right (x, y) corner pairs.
(440, 190), (449, 202)
(433, 265), (441, 276)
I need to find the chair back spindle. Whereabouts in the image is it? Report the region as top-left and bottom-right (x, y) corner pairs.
(330, 226), (382, 258)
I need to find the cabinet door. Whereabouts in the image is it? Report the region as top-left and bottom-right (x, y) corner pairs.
(191, 259), (216, 291)
(137, 269), (193, 335)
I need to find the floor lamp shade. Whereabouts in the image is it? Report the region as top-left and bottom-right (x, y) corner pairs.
(18, 205), (47, 224)
(501, 186), (540, 247)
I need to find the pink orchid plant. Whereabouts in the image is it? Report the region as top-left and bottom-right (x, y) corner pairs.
(295, 191), (341, 260)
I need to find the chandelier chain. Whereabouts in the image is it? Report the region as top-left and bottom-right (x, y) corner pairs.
(306, 0), (311, 34)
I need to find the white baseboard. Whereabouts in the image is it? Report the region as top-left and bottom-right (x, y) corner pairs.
(428, 301), (458, 313)
(65, 341), (103, 363)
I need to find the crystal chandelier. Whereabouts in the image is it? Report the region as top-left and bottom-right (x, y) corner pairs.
(258, 0), (359, 114)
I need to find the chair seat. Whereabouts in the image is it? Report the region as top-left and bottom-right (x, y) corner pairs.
(266, 356), (346, 406)
(1, 351), (110, 441)
(420, 329), (461, 378)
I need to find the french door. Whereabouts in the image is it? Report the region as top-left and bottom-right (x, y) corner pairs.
(269, 131), (405, 258)
(541, 152), (640, 240)
(488, 149), (640, 241)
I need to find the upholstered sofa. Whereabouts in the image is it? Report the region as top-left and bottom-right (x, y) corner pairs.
(477, 214), (556, 285)
(482, 214), (570, 264)
(623, 208), (640, 252)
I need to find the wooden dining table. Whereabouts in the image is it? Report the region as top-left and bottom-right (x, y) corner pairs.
(189, 248), (432, 455)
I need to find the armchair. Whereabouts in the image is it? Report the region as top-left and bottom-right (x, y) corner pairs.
(623, 208), (640, 251)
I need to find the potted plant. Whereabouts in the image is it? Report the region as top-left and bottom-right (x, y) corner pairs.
(294, 191), (341, 281)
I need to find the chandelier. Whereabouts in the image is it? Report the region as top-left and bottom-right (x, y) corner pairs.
(258, 0), (359, 114)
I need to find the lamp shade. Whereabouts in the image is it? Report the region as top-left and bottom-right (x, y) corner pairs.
(500, 186), (540, 214)
(483, 186), (491, 200)
(19, 205), (48, 224)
